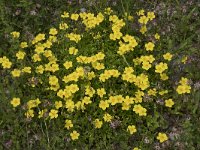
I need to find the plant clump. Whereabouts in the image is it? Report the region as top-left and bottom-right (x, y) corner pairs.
(0, 7), (192, 148)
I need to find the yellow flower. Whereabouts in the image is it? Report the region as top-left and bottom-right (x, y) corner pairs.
(1, 57), (12, 69)
(65, 100), (75, 112)
(55, 101), (62, 109)
(11, 98), (20, 107)
(104, 7), (113, 15)
(181, 56), (187, 64)
(116, 95), (124, 103)
(38, 109), (47, 118)
(87, 71), (95, 80)
(160, 73), (169, 80)
(133, 104), (147, 116)
(145, 42), (154, 51)
(49, 28), (58, 35)
(63, 61), (73, 69)
(47, 36), (56, 43)
(69, 47), (78, 55)
(11, 31), (20, 38)
(48, 63), (59, 73)
(142, 61), (151, 70)
(32, 54), (41, 62)
(22, 67), (31, 73)
(137, 9), (145, 16)
(138, 16), (149, 24)
(35, 45), (44, 54)
(133, 147), (141, 150)
(71, 13), (79, 21)
(68, 84), (79, 93)
(179, 77), (188, 85)
(27, 99), (41, 109)
(66, 33), (81, 43)
(36, 65), (44, 74)
(32, 33), (45, 44)
(70, 130), (80, 140)
(108, 96), (119, 106)
(176, 84), (191, 94)
(159, 90), (168, 95)
(165, 99), (174, 107)
(176, 77), (191, 94)
(49, 75), (59, 85)
(121, 102), (130, 110)
(99, 100), (109, 110)
(43, 50), (52, 58)
(103, 113), (112, 122)
(128, 15), (134, 21)
(61, 11), (69, 18)
(155, 62), (168, 74)
(123, 96), (134, 105)
(65, 119), (73, 129)
(148, 88), (157, 96)
(97, 88), (106, 98)
(98, 61), (108, 71)
(127, 125), (137, 134)
(49, 109), (58, 119)
(163, 53), (173, 61)
(92, 62), (105, 70)
(25, 109), (34, 118)
(20, 42), (28, 48)
(124, 67), (134, 74)
(154, 33), (160, 40)
(16, 51), (26, 60)
(0, 56), (5, 64)
(59, 22), (69, 30)
(157, 132), (168, 143)
(133, 58), (140, 65)
(11, 69), (21, 77)
(57, 89), (65, 99)
(134, 74), (149, 90)
(85, 86), (95, 97)
(94, 119), (103, 129)
(75, 101), (85, 110)
(147, 12), (155, 20)
(140, 25), (147, 34)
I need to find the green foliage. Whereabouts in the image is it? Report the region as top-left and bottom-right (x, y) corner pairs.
(0, 0), (200, 150)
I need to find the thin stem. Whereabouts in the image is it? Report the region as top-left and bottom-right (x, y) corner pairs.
(122, 55), (130, 67)
(26, 123), (30, 150)
(120, 0), (126, 15)
(44, 120), (50, 148)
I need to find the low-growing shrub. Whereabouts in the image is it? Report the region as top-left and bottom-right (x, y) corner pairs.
(0, 8), (192, 149)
